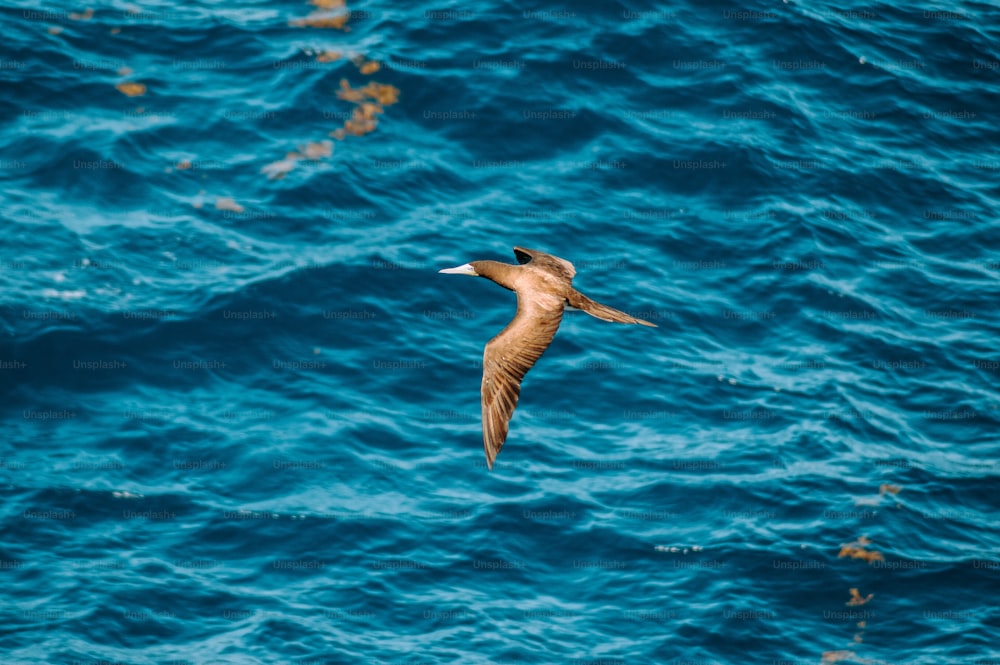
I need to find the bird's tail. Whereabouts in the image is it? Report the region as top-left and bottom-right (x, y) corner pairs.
(566, 290), (657, 327)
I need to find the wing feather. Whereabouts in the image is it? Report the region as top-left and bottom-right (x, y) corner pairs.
(481, 298), (564, 470)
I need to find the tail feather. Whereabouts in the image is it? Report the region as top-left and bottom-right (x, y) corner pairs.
(566, 290), (657, 327)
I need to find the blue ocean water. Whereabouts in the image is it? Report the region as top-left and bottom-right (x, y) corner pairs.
(1, 0), (998, 663)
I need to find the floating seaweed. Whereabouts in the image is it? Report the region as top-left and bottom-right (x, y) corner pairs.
(327, 80), (398, 140)
(289, 0), (349, 30)
(335, 79), (399, 105)
(316, 51), (342, 63)
(855, 483), (903, 506)
(362, 82), (399, 105)
(116, 82), (147, 97)
(351, 55), (381, 75)
(290, 15), (348, 29)
(838, 536), (883, 564)
(266, 1), (399, 178)
(846, 588), (873, 606)
(335, 78), (367, 102)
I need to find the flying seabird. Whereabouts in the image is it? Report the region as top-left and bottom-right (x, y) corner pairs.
(439, 246), (657, 470)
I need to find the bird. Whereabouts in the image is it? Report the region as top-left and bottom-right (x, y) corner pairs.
(439, 246), (657, 470)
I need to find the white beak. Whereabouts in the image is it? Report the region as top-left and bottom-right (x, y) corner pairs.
(439, 263), (478, 276)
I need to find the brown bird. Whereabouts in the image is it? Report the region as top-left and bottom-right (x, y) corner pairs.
(439, 246), (657, 470)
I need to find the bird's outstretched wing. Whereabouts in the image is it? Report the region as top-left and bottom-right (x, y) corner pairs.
(481, 297), (564, 470)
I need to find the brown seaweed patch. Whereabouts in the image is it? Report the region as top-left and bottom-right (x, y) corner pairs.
(351, 55), (381, 74)
(855, 483), (903, 506)
(846, 588), (873, 606)
(290, 15), (348, 29)
(268, 2), (397, 177)
(335, 78), (366, 102)
(329, 80), (398, 139)
(363, 82), (399, 105)
(290, 0), (349, 31)
(838, 536), (883, 564)
(335, 79), (399, 106)
(116, 82), (147, 97)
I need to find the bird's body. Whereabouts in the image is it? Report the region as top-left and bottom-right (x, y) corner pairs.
(439, 247), (656, 470)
